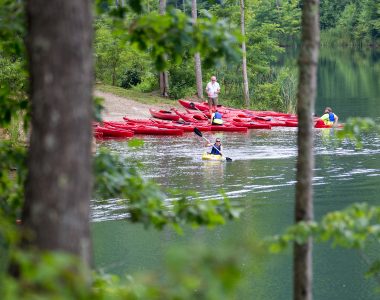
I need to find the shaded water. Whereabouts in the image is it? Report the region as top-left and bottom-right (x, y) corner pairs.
(92, 48), (380, 299)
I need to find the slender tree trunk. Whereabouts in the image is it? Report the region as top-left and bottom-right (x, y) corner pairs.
(112, 63), (116, 86)
(159, 0), (169, 97)
(240, 0), (250, 106)
(22, 0), (93, 266)
(192, 0), (203, 99)
(294, 0), (320, 300)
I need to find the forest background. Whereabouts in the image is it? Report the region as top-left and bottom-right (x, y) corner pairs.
(2, 0), (379, 115)
(93, 0), (380, 111)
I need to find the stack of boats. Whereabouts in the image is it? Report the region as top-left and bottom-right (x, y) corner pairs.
(94, 99), (332, 139)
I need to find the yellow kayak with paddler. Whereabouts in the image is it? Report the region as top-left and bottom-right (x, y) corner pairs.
(202, 152), (226, 161)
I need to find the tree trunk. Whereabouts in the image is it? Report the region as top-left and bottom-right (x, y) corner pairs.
(159, 0), (169, 97)
(294, 0), (320, 300)
(240, 0), (250, 106)
(192, 0), (203, 99)
(22, 0), (93, 266)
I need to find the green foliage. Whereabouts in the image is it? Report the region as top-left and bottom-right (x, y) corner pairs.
(0, 86), (28, 129)
(2, 251), (93, 299)
(320, 0), (352, 30)
(132, 71), (158, 93)
(2, 238), (262, 300)
(120, 69), (142, 88)
(93, 97), (105, 122)
(0, 0), (25, 56)
(267, 203), (380, 279)
(0, 58), (26, 96)
(129, 8), (241, 71)
(248, 0), (301, 44)
(252, 82), (282, 110)
(203, 0), (300, 110)
(96, 0), (143, 16)
(320, 0), (380, 47)
(93, 148), (242, 232)
(94, 17), (154, 88)
(0, 0), (28, 130)
(277, 66), (298, 113)
(268, 203), (380, 250)
(336, 117), (380, 148)
(168, 60), (196, 99)
(0, 141), (27, 219)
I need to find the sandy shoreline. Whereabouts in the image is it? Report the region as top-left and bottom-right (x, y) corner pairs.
(95, 90), (181, 121)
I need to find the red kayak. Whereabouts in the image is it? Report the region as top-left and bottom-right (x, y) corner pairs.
(171, 108), (207, 123)
(210, 124), (248, 132)
(95, 126), (134, 138)
(231, 118), (272, 129)
(169, 122), (211, 132)
(314, 119), (343, 128)
(284, 120), (298, 127)
(106, 122), (184, 136)
(132, 126), (183, 135)
(250, 116), (287, 127)
(149, 108), (180, 121)
(178, 99), (209, 111)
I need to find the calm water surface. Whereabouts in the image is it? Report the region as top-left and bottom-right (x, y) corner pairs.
(92, 48), (380, 299)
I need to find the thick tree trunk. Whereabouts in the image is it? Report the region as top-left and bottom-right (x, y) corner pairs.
(159, 0), (169, 97)
(240, 0), (250, 106)
(22, 0), (93, 266)
(294, 0), (320, 300)
(192, 0), (203, 99)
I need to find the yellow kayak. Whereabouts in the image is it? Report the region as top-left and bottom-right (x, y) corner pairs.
(202, 152), (226, 161)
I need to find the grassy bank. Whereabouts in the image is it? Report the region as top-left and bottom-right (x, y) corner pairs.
(96, 84), (179, 106)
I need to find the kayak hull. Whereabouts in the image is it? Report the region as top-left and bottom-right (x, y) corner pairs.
(149, 108), (180, 121)
(95, 126), (134, 138)
(202, 153), (226, 161)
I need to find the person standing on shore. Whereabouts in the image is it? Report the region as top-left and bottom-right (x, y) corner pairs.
(205, 75), (220, 115)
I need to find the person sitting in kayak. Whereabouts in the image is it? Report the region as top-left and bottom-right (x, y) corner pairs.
(211, 110), (223, 125)
(320, 107), (339, 126)
(206, 138), (223, 156)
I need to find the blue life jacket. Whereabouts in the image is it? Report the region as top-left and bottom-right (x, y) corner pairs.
(210, 143), (222, 155)
(212, 111), (223, 125)
(214, 111), (222, 119)
(328, 112), (335, 122)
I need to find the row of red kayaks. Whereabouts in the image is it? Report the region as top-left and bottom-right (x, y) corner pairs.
(94, 99), (338, 138)
(150, 100), (337, 129)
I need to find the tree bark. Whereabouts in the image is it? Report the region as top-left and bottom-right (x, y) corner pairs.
(22, 0), (93, 266)
(240, 0), (250, 106)
(159, 0), (169, 97)
(294, 0), (320, 300)
(192, 0), (203, 99)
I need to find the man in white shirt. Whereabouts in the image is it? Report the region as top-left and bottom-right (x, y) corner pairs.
(205, 75), (220, 115)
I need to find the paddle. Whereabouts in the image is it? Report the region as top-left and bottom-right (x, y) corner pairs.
(193, 127), (232, 161)
(190, 102), (210, 120)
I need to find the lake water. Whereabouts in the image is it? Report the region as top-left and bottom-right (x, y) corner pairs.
(92, 47), (380, 299)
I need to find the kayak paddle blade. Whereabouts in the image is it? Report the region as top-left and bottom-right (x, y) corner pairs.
(226, 157), (232, 162)
(193, 127), (203, 137)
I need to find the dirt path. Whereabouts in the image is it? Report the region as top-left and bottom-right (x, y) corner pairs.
(94, 90), (180, 121)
